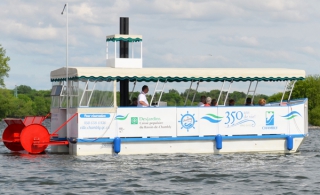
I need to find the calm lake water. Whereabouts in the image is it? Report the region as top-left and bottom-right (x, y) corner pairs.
(0, 120), (319, 195)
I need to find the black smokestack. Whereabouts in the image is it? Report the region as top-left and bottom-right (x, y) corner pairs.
(119, 17), (129, 106)
(120, 17), (129, 58)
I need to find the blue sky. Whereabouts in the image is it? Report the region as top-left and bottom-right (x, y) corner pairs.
(1, 0), (319, 95)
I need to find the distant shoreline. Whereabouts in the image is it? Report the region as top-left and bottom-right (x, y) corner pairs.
(309, 126), (320, 130)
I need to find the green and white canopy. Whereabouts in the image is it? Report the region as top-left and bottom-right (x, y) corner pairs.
(50, 67), (305, 82)
(106, 34), (142, 42)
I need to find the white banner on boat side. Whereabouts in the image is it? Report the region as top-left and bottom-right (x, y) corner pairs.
(76, 103), (305, 138)
(77, 113), (117, 138)
(176, 104), (305, 136)
(116, 107), (177, 137)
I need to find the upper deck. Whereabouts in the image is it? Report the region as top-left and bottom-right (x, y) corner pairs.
(50, 67), (305, 82)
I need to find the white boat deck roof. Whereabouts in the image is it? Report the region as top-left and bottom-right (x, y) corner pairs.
(50, 67), (305, 82)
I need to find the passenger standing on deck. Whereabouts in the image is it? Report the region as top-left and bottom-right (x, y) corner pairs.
(130, 97), (138, 106)
(211, 99), (217, 106)
(204, 97), (212, 107)
(258, 99), (266, 106)
(138, 85), (149, 107)
(228, 99), (235, 106)
(245, 98), (252, 106)
(198, 96), (206, 106)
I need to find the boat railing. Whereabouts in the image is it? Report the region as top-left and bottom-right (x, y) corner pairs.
(69, 98), (306, 108)
(268, 98), (306, 106)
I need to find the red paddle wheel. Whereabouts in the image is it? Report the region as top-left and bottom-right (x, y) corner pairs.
(1, 113), (77, 154)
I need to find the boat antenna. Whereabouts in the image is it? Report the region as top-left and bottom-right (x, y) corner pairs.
(61, 4), (66, 15)
(61, 3), (69, 131)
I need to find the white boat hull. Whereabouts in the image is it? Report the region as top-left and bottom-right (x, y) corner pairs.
(50, 99), (308, 156)
(49, 137), (306, 156)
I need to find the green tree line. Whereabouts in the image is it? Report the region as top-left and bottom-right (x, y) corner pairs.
(0, 85), (266, 120)
(1, 76), (319, 125)
(0, 85), (51, 119)
(1, 44), (319, 124)
(136, 89), (268, 107)
(291, 75), (320, 126)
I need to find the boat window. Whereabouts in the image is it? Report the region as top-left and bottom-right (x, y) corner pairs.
(50, 81), (65, 108)
(78, 79), (114, 107)
(51, 85), (63, 96)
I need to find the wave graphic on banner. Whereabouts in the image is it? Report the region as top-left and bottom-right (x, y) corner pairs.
(116, 114), (129, 120)
(281, 111), (301, 120)
(201, 113), (223, 123)
(228, 119), (256, 127)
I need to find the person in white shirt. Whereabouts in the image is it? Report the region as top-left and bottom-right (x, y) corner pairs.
(137, 85), (149, 107)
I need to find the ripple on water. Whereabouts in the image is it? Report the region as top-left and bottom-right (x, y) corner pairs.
(0, 120), (320, 194)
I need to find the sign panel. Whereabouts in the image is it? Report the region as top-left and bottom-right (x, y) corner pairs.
(176, 108), (200, 136)
(116, 107), (177, 137)
(216, 105), (305, 135)
(198, 107), (220, 136)
(215, 107), (282, 135)
(76, 102), (305, 139)
(78, 113), (116, 138)
(177, 103), (305, 136)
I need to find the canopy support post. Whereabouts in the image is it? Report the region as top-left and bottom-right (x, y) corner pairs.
(190, 81), (200, 106)
(280, 80), (296, 105)
(288, 80), (297, 102)
(184, 81), (193, 106)
(129, 80), (137, 100)
(223, 80), (233, 106)
(79, 80), (97, 107)
(86, 81), (97, 107)
(217, 80), (233, 106)
(245, 81), (259, 105)
(114, 80), (117, 108)
(60, 81), (66, 108)
(150, 79), (167, 107)
(106, 42), (108, 60)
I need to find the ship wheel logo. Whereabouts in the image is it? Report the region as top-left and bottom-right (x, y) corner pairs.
(178, 111), (197, 131)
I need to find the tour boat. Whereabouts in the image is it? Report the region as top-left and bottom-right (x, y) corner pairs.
(48, 32), (307, 156)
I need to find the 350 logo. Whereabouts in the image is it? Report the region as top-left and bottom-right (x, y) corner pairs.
(224, 111), (243, 125)
(224, 111), (255, 127)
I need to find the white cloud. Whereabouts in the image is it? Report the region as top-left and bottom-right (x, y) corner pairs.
(0, 0), (319, 93)
(72, 3), (94, 18)
(220, 36), (259, 47)
(151, 0), (245, 21)
(233, 0), (308, 22)
(162, 53), (183, 65)
(301, 46), (317, 56)
(6, 22), (58, 41)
